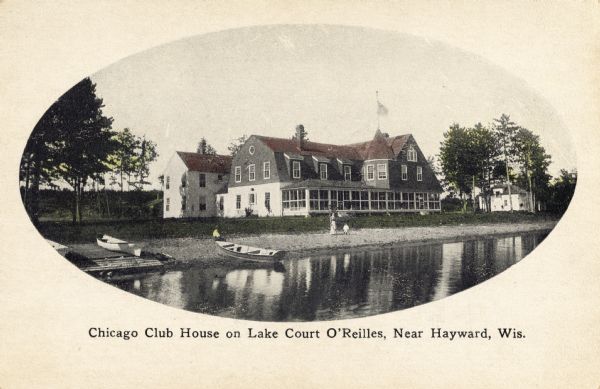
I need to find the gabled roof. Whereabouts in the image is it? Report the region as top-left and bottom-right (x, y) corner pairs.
(176, 152), (232, 174)
(255, 131), (411, 161)
(257, 136), (362, 160)
(492, 183), (528, 195)
(364, 129), (396, 160)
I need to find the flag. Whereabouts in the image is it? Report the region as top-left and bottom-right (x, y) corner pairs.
(377, 100), (388, 116)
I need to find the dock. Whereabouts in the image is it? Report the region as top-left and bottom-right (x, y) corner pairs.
(60, 243), (169, 276)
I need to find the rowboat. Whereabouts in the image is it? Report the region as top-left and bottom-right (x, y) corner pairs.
(215, 240), (286, 262)
(96, 234), (142, 257)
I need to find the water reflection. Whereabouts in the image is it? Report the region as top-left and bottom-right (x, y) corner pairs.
(111, 231), (547, 321)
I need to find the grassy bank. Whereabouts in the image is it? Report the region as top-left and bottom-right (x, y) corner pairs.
(37, 212), (559, 244)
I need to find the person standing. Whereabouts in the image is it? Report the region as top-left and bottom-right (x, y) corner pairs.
(212, 227), (223, 241)
(330, 211), (337, 235)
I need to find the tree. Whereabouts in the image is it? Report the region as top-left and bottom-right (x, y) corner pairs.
(107, 128), (138, 192)
(438, 123), (478, 211)
(227, 134), (248, 156)
(493, 114), (519, 211)
(132, 136), (158, 190)
(513, 127), (551, 212)
(470, 123), (501, 212)
(197, 137), (217, 155)
(426, 155), (449, 192)
(548, 169), (577, 214)
(41, 77), (116, 223)
(20, 110), (61, 223)
(292, 124), (309, 142)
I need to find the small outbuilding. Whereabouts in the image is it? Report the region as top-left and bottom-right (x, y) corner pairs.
(479, 183), (531, 212)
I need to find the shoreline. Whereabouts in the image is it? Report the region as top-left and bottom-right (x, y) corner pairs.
(140, 220), (557, 268)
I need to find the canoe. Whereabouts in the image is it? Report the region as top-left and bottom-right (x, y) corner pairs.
(215, 240), (286, 262)
(96, 234), (142, 257)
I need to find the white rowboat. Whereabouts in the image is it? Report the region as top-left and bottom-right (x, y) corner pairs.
(215, 240), (286, 262)
(96, 235), (142, 257)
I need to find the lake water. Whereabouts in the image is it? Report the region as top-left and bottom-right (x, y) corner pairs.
(109, 231), (548, 321)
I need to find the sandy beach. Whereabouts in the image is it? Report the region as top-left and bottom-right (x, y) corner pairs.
(140, 220), (557, 267)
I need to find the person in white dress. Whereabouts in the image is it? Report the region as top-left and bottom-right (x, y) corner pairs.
(329, 212), (337, 235)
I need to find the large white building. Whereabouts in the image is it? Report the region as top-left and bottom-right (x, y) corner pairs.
(162, 151), (231, 218)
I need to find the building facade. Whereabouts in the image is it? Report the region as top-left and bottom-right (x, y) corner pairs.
(218, 127), (443, 217)
(162, 151), (231, 218)
(478, 183), (531, 212)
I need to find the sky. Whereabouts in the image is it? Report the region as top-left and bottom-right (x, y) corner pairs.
(90, 25), (576, 188)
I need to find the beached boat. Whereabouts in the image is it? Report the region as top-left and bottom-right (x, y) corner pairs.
(215, 240), (286, 262)
(96, 235), (142, 257)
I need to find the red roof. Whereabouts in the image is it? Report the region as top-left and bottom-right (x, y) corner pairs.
(176, 152), (232, 174)
(256, 131), (410, 161)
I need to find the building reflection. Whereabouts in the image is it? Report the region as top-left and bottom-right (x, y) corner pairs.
(109, 232), (548, 321)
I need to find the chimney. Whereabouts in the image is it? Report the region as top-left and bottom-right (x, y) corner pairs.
(295, 124), (305, 149)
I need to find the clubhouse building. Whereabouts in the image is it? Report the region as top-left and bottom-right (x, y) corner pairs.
(216, 126), (443, 217)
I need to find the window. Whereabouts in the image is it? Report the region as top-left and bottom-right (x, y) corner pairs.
(367, 165), (375, 180)
(249, 145), (255, 155)
(389, 191), (403, 210)
(344, 165), (351, 181)
(217, 174), (223, 182)
(219, 197), (224, 211)
(428, 193), (441, 210)
(292, 160), (301, 179)
(370, 191), (387, 210)
(181, 174), (187, 188)
(282, 189), (306, 210)
(249, 193), (255, 205)
(417, 166), (423, 181)
(403, 192), (415, 209)
(181, 195), (186, 211)
(320, 163), (328, 180)
(248, 164), (255, 181)
(165, 198), (170, 212)
(416, 193), (426, 209)
(234, 166), (241, 183)
(377, 163), (388, 180)
(263, 161), (271, 179)
(199, 195), (206, 211)
(265, 192), (271, 211)
(236, 195), (241, 209)
(401, 165), (408, 180)
(165, 176), (170, 190)
(199, 173), (206, 187)
(407, 147), (417, 162)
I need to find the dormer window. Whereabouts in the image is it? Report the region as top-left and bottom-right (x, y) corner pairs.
(377, 163), (387, 180)
(407, 147), (417, 162)
(292, 160), (301, 179)
(320, 163), (328, 180)
(344, 165), (351, 181)
(366, 165), (375, 181)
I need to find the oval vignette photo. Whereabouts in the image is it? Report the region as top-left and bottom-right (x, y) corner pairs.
(20, 25), (577, 322)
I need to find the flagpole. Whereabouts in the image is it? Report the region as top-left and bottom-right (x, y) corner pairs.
(376, 90), (380, 131)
